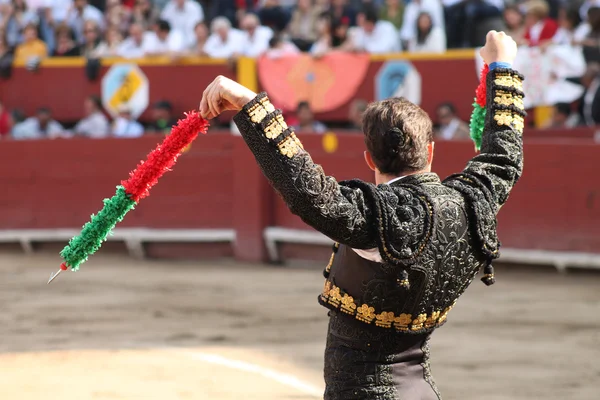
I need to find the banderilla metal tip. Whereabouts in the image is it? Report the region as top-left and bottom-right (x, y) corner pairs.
(47, 269), (62, 284)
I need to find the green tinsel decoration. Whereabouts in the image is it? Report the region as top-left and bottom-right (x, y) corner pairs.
(469, 102), (486, 151)
(60, 186), (136, 271)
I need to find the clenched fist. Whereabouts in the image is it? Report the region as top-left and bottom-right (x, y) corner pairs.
(480, 30), (518, 66)
(199, 75), (257, 120)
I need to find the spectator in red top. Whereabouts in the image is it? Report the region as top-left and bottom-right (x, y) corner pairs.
(0, 101), (13, 138)
(523, 0), (559, 46)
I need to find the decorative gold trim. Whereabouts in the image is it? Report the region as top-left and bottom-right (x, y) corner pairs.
(375, 311), (395, 328)
(260, 96), (276, 113)
(340, 294), (357, 314)
(494, 91), (524, 110)
(356, 304), (376, 324)
(494, 110), (524, 133)
(321, 281), (454, 331)
(264, 114), (287, 139)
(494, 74), (523, 92)
(249, 105), (268, 124)
(277, 133), (303, 158)
(394, 313), (413, 332)
(411, 314), (427, 331)
(325, 243), (339, 274)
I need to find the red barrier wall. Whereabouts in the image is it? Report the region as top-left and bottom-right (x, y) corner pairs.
(0, 56), (480, 124)
(0, 134), (598, 261)
(0, 63), (235, 123)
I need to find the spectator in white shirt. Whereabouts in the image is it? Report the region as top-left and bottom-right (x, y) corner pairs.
(117, 23), (153, 58)
(399, 0), (445, 47)
(160, 0), (204, 49)
(45, 0), (73, 24)
(350, 5), (401, 53)
(408, 12), (446, 53)
(239, 13), (274, 58)
(145, 19), (186, 56)
(203, 17), (245, 59)
(189, 21), (209, 56)
(112, 105), (144, 138)
(12, 108), (66, 140)
(66, 0), (104, 44)
(554, 7), (584, 45)
(74, 95), (110, 138)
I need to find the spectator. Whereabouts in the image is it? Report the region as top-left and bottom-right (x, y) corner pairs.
(349, 4), (401, 53)
(310, 12), (333, 56)
(0, 101), (13, 138)
(66, 0), (104, 45)
(14, 23), (47, 63)
(45, 0), (74, 24)
(327, 0), (357, 27)
(503, 5), (526, 44)
(130, 0), (161, 31)
(4, 0), (39, 48)
(0, 30), (12, 78)
(400, 0), (445, 48)
(347, 98), (367, 130)
(105, 0), (132, 35)
(80, 20), (105, 58)
(147, 100), (177, 134)
(257, 0), (289, 33)
(379, 0), (404, 30)
(523, 0), (559, 47)
(95, 26), (123, 57)
(580, 0), (600, 21)
(161, 0), (204, 49)
(554, 6), (584, 45)
(288, 0), (323, 51)
(331, 14), (352, 48)
(573, 63), (600, 126)
(189, 21), (209, 56)
(73, 95), (109, 138)
(52, 24), (80, 56)
(117, 22), (152, 58)
(545, 103), (580, 128)
(408, 12), (446, 53)
(12, 107), (65, 139)
(203, 17), (245, 58)
(145, 19), (186, 56)
(112, 104), (144, 138)
(435, 103), (470, 140)
(209, 0), (237, 28)
(445, 0), (504, 48)
(582, 7), (600, 62)
(294, 101), (327, 133)
(239, 13), (273, 58)
(265, 33), (300, 58)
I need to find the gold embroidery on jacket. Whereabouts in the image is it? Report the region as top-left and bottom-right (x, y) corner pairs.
(321, 281), (453, 331)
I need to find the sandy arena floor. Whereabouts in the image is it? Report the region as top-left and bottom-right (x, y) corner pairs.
(0, 252), (598, 400)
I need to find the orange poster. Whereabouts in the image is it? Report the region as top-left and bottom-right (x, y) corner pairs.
(257, 52), (371, 113)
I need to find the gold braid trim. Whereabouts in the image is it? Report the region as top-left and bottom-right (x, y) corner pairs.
(264, 114), (287, 140)
(277, 132), (304, 158)
(320, 281), (455, 332)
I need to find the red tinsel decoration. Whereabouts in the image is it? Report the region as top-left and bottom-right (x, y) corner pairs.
(475, 64), (489, 107)
(122, 111), (209, 202)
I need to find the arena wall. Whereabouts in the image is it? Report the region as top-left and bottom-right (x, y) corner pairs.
(0, 134), (598, 264)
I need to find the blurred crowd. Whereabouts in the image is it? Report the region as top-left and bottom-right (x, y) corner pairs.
(1, 0), (600, 139)
(2, 0), (598, 65)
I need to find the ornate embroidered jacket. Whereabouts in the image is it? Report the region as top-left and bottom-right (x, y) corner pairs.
(233, 67), (525, 336)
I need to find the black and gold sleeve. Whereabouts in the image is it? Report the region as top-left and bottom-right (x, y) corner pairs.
(444, 67), (526, 258)
(232, 93), (376, 249)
